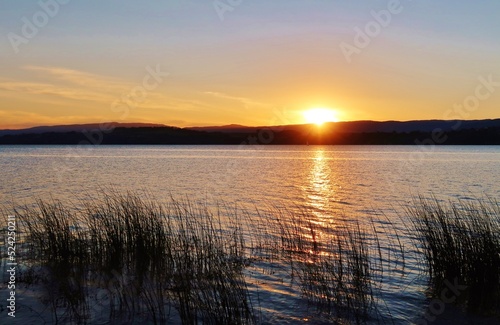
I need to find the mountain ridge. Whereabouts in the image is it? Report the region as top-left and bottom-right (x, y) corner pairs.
(188, 118), (500, 134)
(2, 118), (500, 136)
(1, 119), (499, 145)
(0, 122), (167, 136)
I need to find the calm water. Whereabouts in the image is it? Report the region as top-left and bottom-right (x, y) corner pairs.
(1, 145), (499, 323)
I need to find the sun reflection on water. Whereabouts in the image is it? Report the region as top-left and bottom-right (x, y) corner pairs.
(307, 149), (332, 214)
(299, 148), (339, 248)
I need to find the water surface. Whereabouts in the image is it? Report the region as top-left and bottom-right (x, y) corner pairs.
(1, 145), (499, 323)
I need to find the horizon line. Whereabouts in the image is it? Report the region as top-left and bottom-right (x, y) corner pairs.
(2, 117), (500, 131)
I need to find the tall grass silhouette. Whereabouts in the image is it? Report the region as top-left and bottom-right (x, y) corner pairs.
(409, 197), (500, 315)
(266, 209), (390, 324)
(16, 193), (254, 324)
(8, 192), (406, 324)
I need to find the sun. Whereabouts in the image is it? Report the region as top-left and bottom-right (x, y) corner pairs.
(303, 108), (339, 126)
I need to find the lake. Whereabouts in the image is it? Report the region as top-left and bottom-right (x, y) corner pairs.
(1, 145), (499, 324)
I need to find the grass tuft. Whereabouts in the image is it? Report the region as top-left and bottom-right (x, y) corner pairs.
(7, 192), (409, 324)
(409, 196), (500, 315)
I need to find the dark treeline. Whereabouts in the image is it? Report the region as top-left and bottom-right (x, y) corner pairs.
(0, 125), (499, 145)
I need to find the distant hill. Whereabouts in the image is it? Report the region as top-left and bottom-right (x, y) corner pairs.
(0, 122), (166, 136)
(188, 119), (500, 134)
(0, 119), (499, 145)
(189, 124), (252, 133)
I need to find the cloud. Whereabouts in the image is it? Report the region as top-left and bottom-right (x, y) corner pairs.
(0, 81), (113, 102)
(4, 66), (197, 111)
(0, 65), (135, 103)
(0, 65), (220, 127)
(203, 91), (269, 108)
(0, 110), (101, 129)
(23, 65), (132, 91)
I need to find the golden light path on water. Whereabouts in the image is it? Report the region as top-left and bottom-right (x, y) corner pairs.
(301, 149), (341, 257)
(308, 149), (331, 213)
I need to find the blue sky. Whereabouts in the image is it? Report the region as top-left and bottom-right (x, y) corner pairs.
(1, 0), (499, 128)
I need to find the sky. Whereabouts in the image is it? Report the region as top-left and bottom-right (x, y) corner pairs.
(1, 0), (499, 129)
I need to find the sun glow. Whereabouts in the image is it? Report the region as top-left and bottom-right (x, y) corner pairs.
(303, 108), (339, 126)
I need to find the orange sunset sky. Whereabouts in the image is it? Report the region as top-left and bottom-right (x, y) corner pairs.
(1, 1), (499, 129)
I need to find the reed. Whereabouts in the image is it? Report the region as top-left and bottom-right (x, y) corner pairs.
(263, 209), (391, 324)
(409, 197), (500, 314)
(162, 199), (254, 324)
(16, 200), (88, 263)
(14, 201), (89, 323)
(9, 193), (405, 324)
(15, 193), (254, 324)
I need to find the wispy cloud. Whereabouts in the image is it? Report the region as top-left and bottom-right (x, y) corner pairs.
(0, 65), (137, 103)
(1, 65), (245, 127)
(2, 66), (198, 112)
(23, 65), (132, 91)
(0, 81), (114, 102)
(0, 109), (102, 129)
(203, 91), (269, 108)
